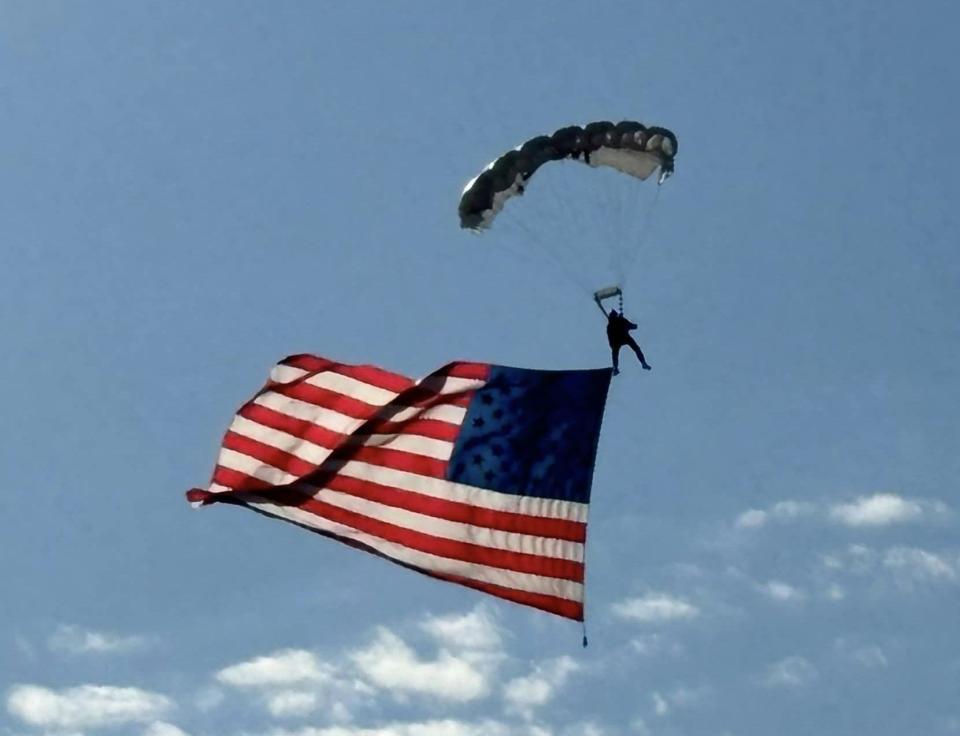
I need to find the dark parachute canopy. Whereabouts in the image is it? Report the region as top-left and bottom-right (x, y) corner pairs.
(458, 120), (678, 231)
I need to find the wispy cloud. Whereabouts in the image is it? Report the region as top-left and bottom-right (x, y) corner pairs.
(502, 656), (579, 718)
(629, 633), (683, 658)
(6, 684), (172, 730)
(735, 500), (815, 529)
(216, 649), (333, 688)
(833, 639), (888, 669)
(420, 607), (501, 652)
(612, 594), (699, 623)
(215, 648), (370, 722)
(829, 494), (927, 527)
(761, 656), (818, 688)
(820, 543), (959, 592)
(758, 580), (805, 603)
(883, 546), (958, 588)
(242, 719), (520, 736)
(737, 493), (949, 531)
(649, 685), (710, 717)
(266, 690), (320, 718)
(143, 722), (192, 736)
(47, 624), (149, 655)
(350, 627), (494, 702)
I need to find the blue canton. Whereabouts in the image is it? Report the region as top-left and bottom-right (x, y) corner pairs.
(447, 366), (612, 503)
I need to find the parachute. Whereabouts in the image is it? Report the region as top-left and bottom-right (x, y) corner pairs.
(459, 120), (677, 231)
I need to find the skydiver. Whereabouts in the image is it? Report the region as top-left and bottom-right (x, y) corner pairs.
(595, 297), (651, 375)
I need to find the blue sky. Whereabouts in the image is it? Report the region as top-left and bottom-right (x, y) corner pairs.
(2, 2), (959, 735)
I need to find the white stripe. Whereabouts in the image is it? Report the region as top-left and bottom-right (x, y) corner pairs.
(253, 391), (467, 431)
(229, 416), (454, 464)
(294, 486), (584, 562)
(339, 461), (589, 523)
(360, 433), (453, 460)
(213, 452), (588, 525)
(219, 448), (298, 486)
(270, 364), (484, 407)
(242, 496), (583, 603)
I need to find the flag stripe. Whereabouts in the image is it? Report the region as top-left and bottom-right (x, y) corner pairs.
(426, 569), (583, 621)
(276, 355), (414, 393)
(285, 485), (584, 562)
(213, 484), (585, 579)
(220, 436), (450, 484)
(337, 461), (589, 523)
(314, 474), (587, 542)
(241, 403), (462, 444)
(232, 413), (454, 463)
(207, 464), (586, 544)
(239, 494), (584, 601)
(252, 391), (468, 432)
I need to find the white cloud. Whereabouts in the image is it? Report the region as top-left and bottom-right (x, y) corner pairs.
(651, 692), (669, 716)
(267, 691), (320, 718)
(216, 648), (373, 723)
(48, 624), (148, 655)
(246, 720), (517, 736)
(350, 628), (492, 702)
(736, 509), (768, 528)
(194, 686), (225, 712)
(6, 684), (172, 730)
(883, 546), (958, 587)
(735, 500), (815, 529)
(771, 500), (815, 519)
(629, 633), (683, 658)
(216, 649), (333, 688)
(834, 640), (888, 669)
(824, 584), (845, 601)
(762, 656), (818, 688)
(648, 686), (709, 717)
(421, 607), (502, 652)
(759, 580), (805, 602)
(612, 594), (699, 623)
(143, 722), (192, 736)
(830, 493), (924, 527)
(503, 656), (579, 717)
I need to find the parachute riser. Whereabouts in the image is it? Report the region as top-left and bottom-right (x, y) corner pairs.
(593, 285), (623, 313)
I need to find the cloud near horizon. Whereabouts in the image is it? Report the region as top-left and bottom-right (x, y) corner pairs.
(6, 683), (172, 730)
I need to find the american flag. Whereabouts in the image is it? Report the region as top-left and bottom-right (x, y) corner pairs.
(187, 354), (612, 620)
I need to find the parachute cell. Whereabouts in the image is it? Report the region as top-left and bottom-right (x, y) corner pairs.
(459, 120), (677, 231)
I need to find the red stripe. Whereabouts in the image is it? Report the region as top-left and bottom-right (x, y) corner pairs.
(439, 362), (491, 381)
(313, 474), (586, 543)
(239, 404), (344, 450)
(241, 403), (460, 448)
(426, 568), (582, 621)
(366, 417), (461, 442)
(267, 379), (472, 416)
(223, 429), (449, 482)
(280, 355), (415, 393)
(212, 465), (273, 493)
(255, 487), (584, 582)
(223, 432), (318, 478)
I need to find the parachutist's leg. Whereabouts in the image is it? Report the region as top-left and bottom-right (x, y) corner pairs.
(627, 338), (651, 370)
(611, 345), (620, 375)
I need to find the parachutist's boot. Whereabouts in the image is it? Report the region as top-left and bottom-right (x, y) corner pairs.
(612, 367), (620, 376)
(642, 363), (652, 371)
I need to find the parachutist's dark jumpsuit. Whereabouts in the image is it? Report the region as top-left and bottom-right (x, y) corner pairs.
(607, 312), (651, 374)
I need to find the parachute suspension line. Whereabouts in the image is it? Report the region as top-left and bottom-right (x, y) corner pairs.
(619, 183), (662, 290)
(497, 203), (594, 297)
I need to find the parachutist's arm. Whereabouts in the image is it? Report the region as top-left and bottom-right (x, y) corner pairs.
(627, 319), (638, 329)
(594, 297), (609, 318)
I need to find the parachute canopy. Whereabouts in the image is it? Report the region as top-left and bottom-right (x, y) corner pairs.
(459, 120), (677, 231)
